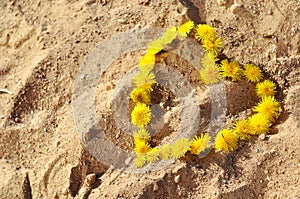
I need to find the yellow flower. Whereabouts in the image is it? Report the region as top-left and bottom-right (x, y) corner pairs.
(134, 140), (151, 154)
(214, 129), (239, 152)
(138, 53), (155, 68)
(200, 53), (221, 85)
(146, 148), (159, 163)
(132, 67), (156, 91)
(159, 144), (171, 160)
(177, 21), (194, 38)
(201, 52), (219, 65)
(248, 113), (271, 135)
(147, 38), (163, 55)
(233, 119), (252, 140)
(253, 96), (281, 122)
(134, 154), (146, 168)
(171, 138), (191, 159)
(243, 64), (263, 83)
(133, 128), (151, 143)
(202, 37), (222, 56)
(161, 27), (177, 45)
(219, 59), (242, 81)
(256, 80), (276, 98)
(130, 86), (151, 105)
(131, 103), (151, 128)
(195, 24), (216, 41)
(190, 133), (211, 155)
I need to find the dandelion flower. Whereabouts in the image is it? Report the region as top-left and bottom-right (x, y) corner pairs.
(131, 103), (151, 128)
(134, 140), (151, 154)
(243, 64), (263, 83)
(219, 59), (242, 81)
(171, 138), (191, 159)
(177, 21), (194, 38)
(161, 27), (177, 45)
(195, 24), (216, 41)
(233, 119), (252, 140)
(201, 52), (219, 66)
(147, 38), (163, 55)
(214, 129), (239, 152)
(200, 53), (221, 85)
(134, 154), (146, 168)
(138, 53), (155, 68)
(132, 67), (156, 91)
(133, 128), (151, 143)
(130, 86), (151, 105)
(146, 148), (160, 163)
(202, 37), (222, 56)
(190, 133), (211, 155)
(256, 80), (276, 98)
(159, 144), (171, 160)
(253, 96), (281, 122)
(248, 113), (271, 135)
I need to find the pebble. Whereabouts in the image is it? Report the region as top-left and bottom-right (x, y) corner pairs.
(267, 9), (273, 15)
(230, 4), (243, 15)
(14, 117), (21, 123)
(174, 175), (180, 183)
(257, 161), (262, 166)
(85, 173), (96, 187)
(53, 192), (59, 199)
(291, 27), (297, 36)
(118, 19), (127, 24)
(217, 0), (228, 6)
(259, 134), (266, 140)
(153, 183), (158, 191)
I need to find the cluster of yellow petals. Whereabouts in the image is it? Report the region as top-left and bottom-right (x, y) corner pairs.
(131, 21), (282, 168)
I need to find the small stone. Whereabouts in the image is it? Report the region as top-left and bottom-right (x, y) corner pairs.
(259, 134), (266, 140)
(14, 117), (21, 123)
(53, 192), (59, 199)
(291, 27), (297, 36)
(267, 9), (273, 15)
(118, 19), (127, 24)
(174, 175), (180, 183)
(217, 0), (228, 6)
(257, 161), (262, 166)
(230, 4), (243, 15)
(115, 133), (120, 139)
(85, 173), (96, 187)
(153, 183), (158, 191)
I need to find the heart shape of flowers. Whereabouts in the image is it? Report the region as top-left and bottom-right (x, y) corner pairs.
(130, 21), (281, 168)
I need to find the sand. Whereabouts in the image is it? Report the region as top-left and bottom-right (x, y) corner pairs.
(0, 0), (299, 198)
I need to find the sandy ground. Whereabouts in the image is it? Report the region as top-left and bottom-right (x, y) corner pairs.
(0, 0), (299, 198)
